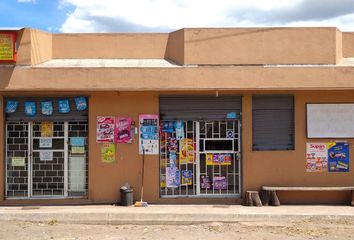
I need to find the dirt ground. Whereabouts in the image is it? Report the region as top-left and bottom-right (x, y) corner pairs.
(0, 219), (354, 240)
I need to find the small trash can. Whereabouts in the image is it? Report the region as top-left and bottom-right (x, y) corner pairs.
(120, 184), (133, 206)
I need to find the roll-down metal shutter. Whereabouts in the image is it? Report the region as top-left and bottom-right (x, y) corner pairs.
(159, 95), (241, 120)
(252, 95), (294, 151)
(5, 97), (88, 121)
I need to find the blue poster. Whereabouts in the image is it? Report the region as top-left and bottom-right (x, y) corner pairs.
(58, 99), (70, 113)
(70, 137), (85, 146)
(140, 126), (158, 140)
(24, 101), (36, 116)
(41, 101), (53, 115)
(328, 142), (349, 172)
(74, 97), (87, 111)
(5, 100), (18, 113)
(162, 121), (174, 133)
(174, 121), (185, 140)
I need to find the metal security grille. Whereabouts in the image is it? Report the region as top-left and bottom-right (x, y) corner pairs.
(6, 121), (29, 198)
(31, 122), (65, 197)
(5, 121), (88, 199)
(160, 120), (241, 198)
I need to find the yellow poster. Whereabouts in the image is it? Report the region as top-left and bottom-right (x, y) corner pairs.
(41, 122), (53, 137)
(179, 138), (194, 164)
(206, 154), (213, 165)
(101, 143), (116, 163)
(0, 34), (14, 61)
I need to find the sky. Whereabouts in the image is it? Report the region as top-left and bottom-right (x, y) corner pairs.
(1, 0), (354, 32)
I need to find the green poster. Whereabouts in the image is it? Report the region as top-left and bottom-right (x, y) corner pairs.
(101, 143), (116, 163)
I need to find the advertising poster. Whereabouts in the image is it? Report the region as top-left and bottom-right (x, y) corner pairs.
(328, 142), (349, 172)
(139, 114), (159, 155)
(201, 176), (211, 189)
(58, 99), (70, 113)
(101, 143), (116, 163)
(213, 176), (227, 190)
(168, 137), (178, 153)
(306, 143), (328, 172)
(24, 101), (36, 116)
(181, 170), (193, 185)
(39, 138), (52, 148)
(0, 33), (15, 61)
(74, 97), (87, 111)
(213, 154), (232, 165)
(115, 117), (132, 143)
(166, 166), (180, 188)
(41, 101), (53, 115)
(5, 100), (18, 113)
(175, 121), (185, 140)
(96, 116), (115, 143)
(41, 122), (53, 137)
(179, 138), (195, 164)
(40, 151), (53, 161)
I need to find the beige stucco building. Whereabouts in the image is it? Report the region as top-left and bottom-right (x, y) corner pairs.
(1, 27), (354, 205)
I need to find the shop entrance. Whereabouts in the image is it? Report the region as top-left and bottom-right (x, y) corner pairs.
(160, 119), (241, 198)
(6, 120), (88, 199)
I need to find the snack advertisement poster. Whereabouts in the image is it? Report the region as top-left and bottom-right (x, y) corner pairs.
(166, 166), (180, 188)
(139, 114), (159, 155)
(306, 143), (328, 172)
(328, 142), (349, 172)
(115, 117), (132, 143)
(179, 138), (195, 164)
(101, 143), (116, 163)
(96, 116), (115, 143)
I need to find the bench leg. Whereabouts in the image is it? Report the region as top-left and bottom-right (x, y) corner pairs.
(270, 190), (280, 206)
(351, 191), (354, 206)
(243, 191), (262, 206)
(260, 190), (271, 206)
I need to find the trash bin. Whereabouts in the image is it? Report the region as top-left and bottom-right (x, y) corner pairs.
(120, 183), (133, 206)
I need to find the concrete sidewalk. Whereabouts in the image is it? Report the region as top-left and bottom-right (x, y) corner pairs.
(1, 204), (354, 225)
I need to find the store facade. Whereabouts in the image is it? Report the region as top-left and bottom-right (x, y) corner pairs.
(1, 27), (354, 205)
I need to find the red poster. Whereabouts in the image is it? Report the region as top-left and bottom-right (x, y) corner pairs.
(114, 117), (132, 143)
(96, 116), (115, 143)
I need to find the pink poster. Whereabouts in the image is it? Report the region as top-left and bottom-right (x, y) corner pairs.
(96, 116), (115, 143)
(115, 117), (132, 143)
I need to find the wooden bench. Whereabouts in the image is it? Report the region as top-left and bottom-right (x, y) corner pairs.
(261, 186), (354, 206)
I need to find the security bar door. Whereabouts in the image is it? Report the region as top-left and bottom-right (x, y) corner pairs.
(30, 122), (67, 198)
(160, 119), (241, 198)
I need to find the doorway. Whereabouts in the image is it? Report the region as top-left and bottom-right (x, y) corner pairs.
(6, 121), (88, 199)
(160, 119), (241, 198)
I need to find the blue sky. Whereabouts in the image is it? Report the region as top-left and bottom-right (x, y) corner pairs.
(0, 0), (73, 32)
(1, 0), (354, 33)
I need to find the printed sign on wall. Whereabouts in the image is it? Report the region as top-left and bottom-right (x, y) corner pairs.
(96, 116), (115, 143)
(306, 143), (328, 172)
(115, 117), (132, 143)
(101, 143), (116, 163)
(0, 33), (16, 62)
(139, 114), (159, 155)
(328, 142), (349, 172)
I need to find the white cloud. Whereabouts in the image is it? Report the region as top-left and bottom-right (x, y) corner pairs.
(17, 0), (37, 3)
(59, 0), (354, 32)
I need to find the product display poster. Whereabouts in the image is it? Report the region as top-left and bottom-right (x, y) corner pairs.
(201, 175), (211, 189)
(206, 154), (232, 166)
(328, 142), (349, 172)
(179, 138), (195, 164)
(96, 116), (115, 143)
(181, 170), (193, 185)
(11, 157), (25, 167)
(40, 151), (53, 161)
(5, 100), (18, 113)
(70, 137), (85, 146)
(74, 97), (87, 111)
(39, 138), (52, 148)
(58, 99), (70, 113)
(41, 101), (53, 116)
(166, 166), (180, 188)
(72, 146), (85, 154)
(139, 114), (159, 155)
(101, 143), (116, 163)
(175, 121), (185, 140)
(41, 122), (53, 137)
(115, 117), (132, 143)
(24, 101), (36, 116)
(213, 176), (227, 190)
(306, 143), (328, 172)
